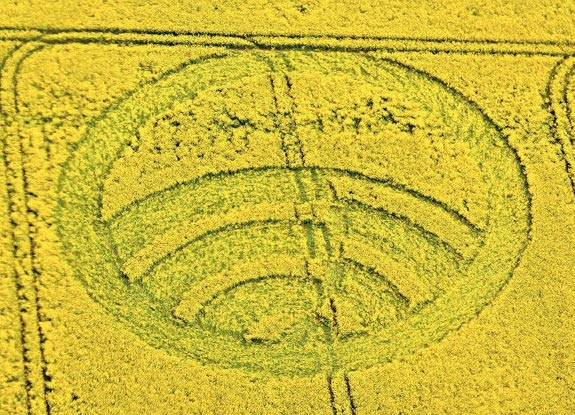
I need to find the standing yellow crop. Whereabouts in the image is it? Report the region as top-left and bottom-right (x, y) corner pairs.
(1, 3), (574, 414)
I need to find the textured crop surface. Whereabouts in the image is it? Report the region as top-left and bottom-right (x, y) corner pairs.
(1, 3), (575, 415)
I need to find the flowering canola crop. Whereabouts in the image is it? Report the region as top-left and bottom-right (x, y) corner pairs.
(1, 4), (575, 415)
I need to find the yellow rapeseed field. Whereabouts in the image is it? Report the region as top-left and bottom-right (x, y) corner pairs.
(1, 2), (574, 414)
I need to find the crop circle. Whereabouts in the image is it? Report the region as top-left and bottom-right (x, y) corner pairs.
(56, 51), (530, 376)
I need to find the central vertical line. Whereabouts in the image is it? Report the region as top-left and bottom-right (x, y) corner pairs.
(309, 169), (358, 415)
(269, 73), (304, 169)
(269, 72), (315, 260)
(269, 62), (355, 415)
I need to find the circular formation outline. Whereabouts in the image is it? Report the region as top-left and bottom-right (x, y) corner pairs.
(55, 50), (530, 376)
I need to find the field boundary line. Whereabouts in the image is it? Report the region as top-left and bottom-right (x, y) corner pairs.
(547, 57), (575, 194)
(1, 28), (575, 56)
(0, 40), (34, 415)
(0, 39), (51, 415)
